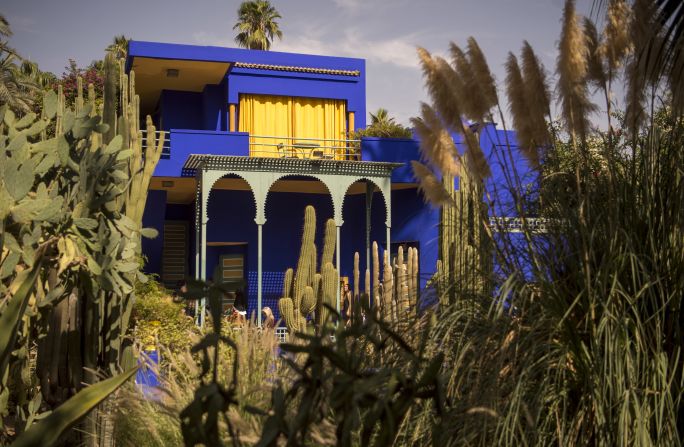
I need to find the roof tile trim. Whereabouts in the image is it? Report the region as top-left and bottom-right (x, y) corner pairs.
(233, 62), (360, 77)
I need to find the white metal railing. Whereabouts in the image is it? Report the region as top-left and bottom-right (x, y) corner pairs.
(141, 129), (170, 156)
(488, 217), (552, 233)
(248, 135), (361, 160)
(275, 327), (288, 343)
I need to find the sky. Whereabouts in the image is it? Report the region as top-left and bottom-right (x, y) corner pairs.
(3, 0), (598, 126)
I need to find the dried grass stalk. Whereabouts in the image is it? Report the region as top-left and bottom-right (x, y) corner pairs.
(506, 53), (538, 166)
(521, 42), (552, 162)
(466, 37), (498, 109)
(601, 0), (633, 73)
(556, 0), (596, 142)
(410, 102), (460, 178)
(450, 42), (490, 121)
(417, 47), (464, 133)
(411, 161), (452, 206)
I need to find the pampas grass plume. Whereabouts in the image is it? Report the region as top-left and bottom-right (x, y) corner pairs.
(450, 42), (489, 121)
(556, 0), (595, 142)
(462, 126), (491, 180)
(467, 37), (498, 109)
(411, 160), (452, 206)
(583, 18), (607, 87)
(506, 52), (539, 166)
(521, 41), (552, 152)
(410, 102), (460, 178)
(601, 0), (632, 72)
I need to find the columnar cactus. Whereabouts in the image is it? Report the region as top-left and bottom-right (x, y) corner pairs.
(278, 206), (338, 334)
(318, 262), (337, 327)
(436, 160), (489, 305)
(372, 241), (380, 306)
(353, 252), (360, 301)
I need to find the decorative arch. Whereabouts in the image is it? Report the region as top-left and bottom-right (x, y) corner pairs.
(262, 173), (337, 225)
(203, 171), (258, 223)
(341, 177), (391, 227)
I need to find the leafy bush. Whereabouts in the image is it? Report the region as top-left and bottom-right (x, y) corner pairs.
(131, 277), (199, 368)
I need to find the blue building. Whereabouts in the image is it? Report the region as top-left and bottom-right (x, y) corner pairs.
(129, 40), (530, 324)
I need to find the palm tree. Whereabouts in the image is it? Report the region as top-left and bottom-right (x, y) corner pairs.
(0, 55), (37, 113)
(0, 15), (37, 113)
(106, 35), (130, 59)
(369, 108), (395, 126)
(233, 0), (283, 50)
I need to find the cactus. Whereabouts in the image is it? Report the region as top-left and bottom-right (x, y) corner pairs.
(322, 218), (336, 266)
(382, 250), (394, 320)
(283, 268), (294, 298)
(0, 53), (162, 444)
(437, 160), (489, 305)
(301, 286), (316, 315)
(278, 298), (297, 333)
(277, 207), (339, 334)
(293, 206), (316, 310)
(372, 241), (380, 307)
(319, 262), (338, 327)
(353, 252), (360, 300)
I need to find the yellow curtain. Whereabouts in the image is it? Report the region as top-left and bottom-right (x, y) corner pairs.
(238, 94), (346, 158)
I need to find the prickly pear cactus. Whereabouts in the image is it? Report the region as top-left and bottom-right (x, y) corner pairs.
(0, 52), (163, 443)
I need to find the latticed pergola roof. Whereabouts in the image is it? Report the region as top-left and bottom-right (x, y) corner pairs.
(182, 154), (402, 178)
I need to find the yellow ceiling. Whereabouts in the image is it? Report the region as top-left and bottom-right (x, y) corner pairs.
(150, 177), (416, 205)
(130, 57), (230, 116)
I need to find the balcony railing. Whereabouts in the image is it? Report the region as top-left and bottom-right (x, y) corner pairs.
(248, 135), (361, 160)
(141, 129), (170, 157)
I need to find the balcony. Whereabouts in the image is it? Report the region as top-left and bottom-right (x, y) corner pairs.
(145, 128), (420, 180)
(248, 135), (360, 160)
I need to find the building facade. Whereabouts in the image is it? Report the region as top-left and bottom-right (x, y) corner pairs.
(129, 40), (529, 324)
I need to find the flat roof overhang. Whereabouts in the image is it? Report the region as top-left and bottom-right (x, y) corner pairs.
(130, 57), (230, 116)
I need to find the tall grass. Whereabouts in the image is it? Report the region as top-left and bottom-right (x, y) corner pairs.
(112, 320), (281, 446)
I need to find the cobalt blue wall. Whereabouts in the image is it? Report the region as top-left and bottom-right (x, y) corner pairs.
(154, 130), (249, 176)
(390, 188), (440, 288)
(141, 190), (167, 276)
(160, 90), (202, 131)
(361, 137), (420, 183)
(202, 81), (227, 132)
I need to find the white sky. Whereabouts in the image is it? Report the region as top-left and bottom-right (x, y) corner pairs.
(4, 0), (599, 126)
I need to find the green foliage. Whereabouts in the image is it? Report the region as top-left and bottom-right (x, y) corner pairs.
(132, 277), (198, 366)
(351, 108), (413, 139)
(11, 367), (138, 447)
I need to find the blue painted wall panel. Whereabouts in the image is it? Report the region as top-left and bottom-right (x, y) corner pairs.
(361, 137), (420, 183)
(160, 90), (202, 131)
(154, 130), (250, 177)
(142, 190), (167, 276)
(202, 83), (227, 131)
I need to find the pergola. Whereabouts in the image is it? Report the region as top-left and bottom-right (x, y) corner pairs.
(182, 155), (401, 326)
